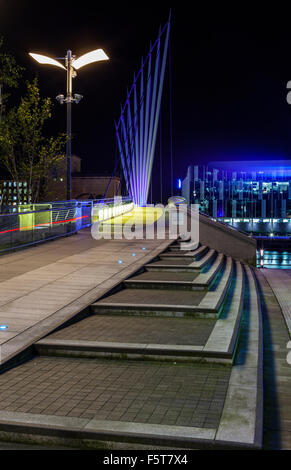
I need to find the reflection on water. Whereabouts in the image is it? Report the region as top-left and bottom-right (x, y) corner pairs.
(257, 251), (291, 269)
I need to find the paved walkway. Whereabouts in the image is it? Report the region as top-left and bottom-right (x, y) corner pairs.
(256, 269), (291, 450)
(261, 269), (291, 334)
(0, 229), (173, 366)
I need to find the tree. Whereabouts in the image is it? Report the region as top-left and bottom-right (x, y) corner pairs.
(0, 78), (67, 203)
(0, 36), (24, 122)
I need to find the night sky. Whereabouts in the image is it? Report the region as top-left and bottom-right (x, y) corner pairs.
(1, 2), (291, 199)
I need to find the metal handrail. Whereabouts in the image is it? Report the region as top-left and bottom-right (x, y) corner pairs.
(0, 197), (133, 218)
(0, 196), (133, 254)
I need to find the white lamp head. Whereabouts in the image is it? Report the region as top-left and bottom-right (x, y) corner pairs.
(72, 49), (109, 70)
(29, 53), (66, 70)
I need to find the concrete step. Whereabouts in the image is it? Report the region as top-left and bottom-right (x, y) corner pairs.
(91, 258), (233, 319)
(39, 260), (241, 365)
(124, 253), (225, 291)
(36, 265), (244, 363)
(203, 261), (245, 364)
(91, 250), (234, 319)
(169, 240), (199, 252)
(198, 256), (234, 316)
(162, 245), (208, 259)
(35, 337), (234, 363)
(146, 249), (217, 273)
(91, 287), (219, 318)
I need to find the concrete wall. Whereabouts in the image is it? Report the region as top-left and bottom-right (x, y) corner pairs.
(71, 155), (82, 173)
(198, 213), (257, 265)
(72, 177), (121, 200)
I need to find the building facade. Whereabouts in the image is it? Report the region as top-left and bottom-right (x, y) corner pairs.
(0, 180), (30, 207)
(72, 176), (121, 200)
(46, 155), (121, 202)
(0, 155), (121, 207)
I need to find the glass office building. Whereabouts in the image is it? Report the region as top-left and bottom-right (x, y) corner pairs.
(0, 180), (29, 207)
(182, 161), (291, 219)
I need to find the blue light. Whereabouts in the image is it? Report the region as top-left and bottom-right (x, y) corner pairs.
(118, 260), (123, 265)
(142, 247), (147, 251)
(0, 325), (8, 331)
(177, 178), (182, 190)
(132, 253), (136, 257)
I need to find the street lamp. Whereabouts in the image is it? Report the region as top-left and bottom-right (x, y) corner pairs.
(29, 49), (109, 200)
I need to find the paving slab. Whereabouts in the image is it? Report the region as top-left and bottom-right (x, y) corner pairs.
(98, 288), (206, 307)
(126, 271), (200, 283)
(0, 356), (230, 446)
(41, 315), (216, 347)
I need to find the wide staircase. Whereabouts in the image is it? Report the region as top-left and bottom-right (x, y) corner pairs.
(0, 241), (263, 450)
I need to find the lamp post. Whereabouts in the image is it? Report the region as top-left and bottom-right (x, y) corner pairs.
(29, 49), (109, 201)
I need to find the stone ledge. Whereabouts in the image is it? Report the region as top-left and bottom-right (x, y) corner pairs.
(35, 339), (233, 363)
(215, 265), (264, 449)
(203, 261), (245, 362)
(0, 409), (262, 450)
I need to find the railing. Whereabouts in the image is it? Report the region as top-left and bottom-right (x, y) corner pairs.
(0, 197), (133, 254)
(215, 217), (291, 237)
(92, 198), (134, 223)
